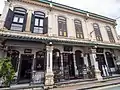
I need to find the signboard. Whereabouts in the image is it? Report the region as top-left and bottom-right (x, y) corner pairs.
(24, 49), (32, 53)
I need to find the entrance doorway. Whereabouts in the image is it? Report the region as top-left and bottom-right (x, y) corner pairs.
(105, 52), (115, 75)
(63, 53), (75, 79)
(18, 54), (33, 83)
(96, 54), (109, 76)
(68, 53), (75, 78)
(75, 50), (84, 78)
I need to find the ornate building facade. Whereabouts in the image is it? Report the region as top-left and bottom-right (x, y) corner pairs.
(0, 0), (120, 87)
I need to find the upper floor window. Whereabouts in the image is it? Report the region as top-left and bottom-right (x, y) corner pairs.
(4, 7), (27, 31)
(106, 26), (115, 43)
(31, 11), (48, 34)
(74, 19), (84, 39)
(93, 23), (103, 41)
(58, 16), (67, 37)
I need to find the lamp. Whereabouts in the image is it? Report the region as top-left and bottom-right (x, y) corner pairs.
(49, 42), (52, 46)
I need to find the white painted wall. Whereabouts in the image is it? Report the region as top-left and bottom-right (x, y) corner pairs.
(0, 0), (119, 44)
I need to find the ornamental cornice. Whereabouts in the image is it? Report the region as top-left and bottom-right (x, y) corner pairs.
(0, 30), (120, 49)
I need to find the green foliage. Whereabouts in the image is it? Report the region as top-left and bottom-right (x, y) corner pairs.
(0, 57), (15, 86)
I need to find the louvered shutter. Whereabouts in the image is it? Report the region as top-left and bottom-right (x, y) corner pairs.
(30, 14), (35, 33)
(4, 9), (14, 30)
(58, 21), (62, 36)
(43, 17), (48, 34)
(63, 23), (67, 37)
(22, 13), (28, 32)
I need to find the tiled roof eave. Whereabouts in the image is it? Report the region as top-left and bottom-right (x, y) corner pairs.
(0, 31), (120, 49)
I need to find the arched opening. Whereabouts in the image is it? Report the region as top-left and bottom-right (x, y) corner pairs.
(93, 23), (103, 41)
(7, 50), (19, 72)
(58, 16), (67, 37)
(75, 50), (84, 78)
(31, 11), (45, 34)
(11, 7), (27, 31)
(74, 19), (84, 39)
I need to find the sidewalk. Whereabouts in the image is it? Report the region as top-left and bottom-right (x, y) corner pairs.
(51, 77), (120, 90)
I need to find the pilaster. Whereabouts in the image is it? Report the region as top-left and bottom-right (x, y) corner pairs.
(0, 1), (10, 29)
(47, 11), (53, 36)
(25, 10), (32, 32)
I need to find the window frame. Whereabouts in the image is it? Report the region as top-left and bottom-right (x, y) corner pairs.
(32, 11), (45, 34)
(74, 19), (84, 39)
(106, 26), (115, 43)
(93, 23), (103, 41)
(58, 16), (68, 37)
(11, 7), (27, 32)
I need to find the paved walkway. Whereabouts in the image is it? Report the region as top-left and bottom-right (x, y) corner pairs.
(51, 78), (120, 90)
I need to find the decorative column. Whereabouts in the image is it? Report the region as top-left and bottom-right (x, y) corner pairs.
(90, 48), (103, 81)
(25, 10), (32, 32)
(0, 1), (10, 29)
(45, 45), (54, 86)
(73, 54), (79, 77)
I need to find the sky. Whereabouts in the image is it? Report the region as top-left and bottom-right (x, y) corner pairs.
(0, 0), (120, 34)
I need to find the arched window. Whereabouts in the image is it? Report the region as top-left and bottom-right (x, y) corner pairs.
(93, 23), (103, 41)
(7, 50), (19, 72)
(74, 19), (84, 39)
(4, 7), (27, 31)
(31, 11), (48, 34)
(58, 16), (67, 37)
(106, 26), (115, 43)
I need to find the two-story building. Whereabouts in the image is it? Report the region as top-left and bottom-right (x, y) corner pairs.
(0, 0), (120, 86)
